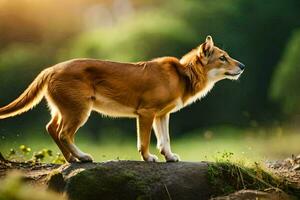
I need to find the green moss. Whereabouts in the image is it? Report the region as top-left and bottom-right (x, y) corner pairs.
(47, 170), (65, 193)
(207, 161), (299, 197)
(66, 166), (157, 200)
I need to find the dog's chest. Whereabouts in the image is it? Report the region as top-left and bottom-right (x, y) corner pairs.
(171, 82), (215, 113)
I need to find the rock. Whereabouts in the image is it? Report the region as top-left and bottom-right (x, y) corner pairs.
(47, 170), (66, 192)
(46, 161), (297, 200)
(49, 161), (212, 200)
(1, 160), (298, 200)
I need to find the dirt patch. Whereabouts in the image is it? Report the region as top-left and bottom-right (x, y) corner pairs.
(0, 157), (60, 186)
(211, 189), (291, 200)
(266, 155), (300, 198)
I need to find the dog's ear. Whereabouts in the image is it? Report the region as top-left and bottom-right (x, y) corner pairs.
(198, 35), (214, 62)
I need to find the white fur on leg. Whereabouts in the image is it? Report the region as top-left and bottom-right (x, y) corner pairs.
(78, 153), (93, 162)
(142, 154), (158, 162)
(153, 115), (180, 162)
(61, 138), (93, 162)
(165, 153), (180, 162)
(138, 144), (159, 162)
(69, 144), (93, 162)
(67, 155), (78, 163)
(158, 140), (180, 162)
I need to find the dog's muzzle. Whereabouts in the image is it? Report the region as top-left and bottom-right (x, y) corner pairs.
(225, 62), (245, 76)
(238, 62), (245, 70)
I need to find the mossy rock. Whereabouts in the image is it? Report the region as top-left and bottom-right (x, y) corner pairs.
(66, 166), (150, 200)
(61, 161), (211, 200)
(45, 161), (298, 200)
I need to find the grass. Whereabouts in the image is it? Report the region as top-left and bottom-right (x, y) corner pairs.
(0, 126), (299, 163)
(206, 161), (297, 197)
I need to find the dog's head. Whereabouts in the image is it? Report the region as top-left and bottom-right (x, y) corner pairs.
(197, 35), (245, 81)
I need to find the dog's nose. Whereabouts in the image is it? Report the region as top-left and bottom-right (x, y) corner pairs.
(238, 62), (245, 70)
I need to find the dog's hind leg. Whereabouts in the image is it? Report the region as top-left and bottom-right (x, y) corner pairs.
(58, 106), (93, 162)
(46, 112), (77, 162)
(46, 78), (95, 162)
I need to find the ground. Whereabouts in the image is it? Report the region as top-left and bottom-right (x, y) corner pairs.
(0, 153), (300, 199)
(267, 155), (300, 189)
(0, 128), (300, 199)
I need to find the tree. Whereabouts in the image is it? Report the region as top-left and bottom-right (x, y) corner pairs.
(270, 29), (300, 115)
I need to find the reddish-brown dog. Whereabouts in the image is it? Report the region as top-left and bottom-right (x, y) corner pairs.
(0, 36), (245, 162)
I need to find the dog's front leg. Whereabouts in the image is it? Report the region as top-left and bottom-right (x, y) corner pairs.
(153, 114), (180, 162)
(136, 110), (158, 162)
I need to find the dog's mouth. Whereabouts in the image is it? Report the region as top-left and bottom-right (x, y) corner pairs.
(224, 70), (244, 77)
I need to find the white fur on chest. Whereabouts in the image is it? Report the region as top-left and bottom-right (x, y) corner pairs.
(171, 82), (215, 113)
(184, 82), (215, 106)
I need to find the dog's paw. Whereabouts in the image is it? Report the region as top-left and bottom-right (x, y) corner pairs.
(166, 153), (180, 162)
(67, 155), (78, 163)
(78, 154), (94, 163)
(143, 154), (159, 162)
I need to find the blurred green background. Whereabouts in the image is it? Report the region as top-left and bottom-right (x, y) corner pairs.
(0, 0), (300, 162)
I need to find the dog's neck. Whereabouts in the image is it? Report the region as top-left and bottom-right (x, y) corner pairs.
(180, 50), (209, 94)
(179, 50), (216, 105)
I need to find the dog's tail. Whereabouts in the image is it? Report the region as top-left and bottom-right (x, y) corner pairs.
(0, 68), (53, 119)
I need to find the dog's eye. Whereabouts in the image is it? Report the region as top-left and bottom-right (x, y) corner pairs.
(219, 55), (226, 62)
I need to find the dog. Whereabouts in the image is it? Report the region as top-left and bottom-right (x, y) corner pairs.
(0, 35), (245, 162)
